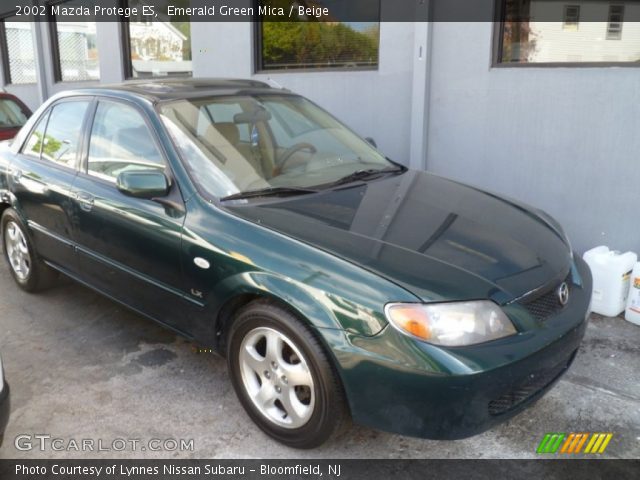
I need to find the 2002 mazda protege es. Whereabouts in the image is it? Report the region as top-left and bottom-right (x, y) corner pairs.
(0, 79), (591, 448)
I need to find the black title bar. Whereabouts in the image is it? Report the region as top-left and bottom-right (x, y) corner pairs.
(2, 1), (640, 23)
(0, 459), (639, 480)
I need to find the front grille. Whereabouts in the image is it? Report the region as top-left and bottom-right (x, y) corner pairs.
(520, 275), (572, 321)
(488, 350), (576, 416)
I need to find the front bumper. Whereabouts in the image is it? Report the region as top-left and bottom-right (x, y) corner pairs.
(330, 255), (592, 439)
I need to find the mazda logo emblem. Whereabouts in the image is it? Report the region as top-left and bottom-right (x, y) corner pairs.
(557, 282), (570, 306)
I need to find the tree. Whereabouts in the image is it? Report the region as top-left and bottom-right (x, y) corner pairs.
(261, 21), (379, 68)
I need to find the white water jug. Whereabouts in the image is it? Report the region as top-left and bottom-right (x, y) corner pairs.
(583, 246), (637, 317)
(625, 262), (640, 326)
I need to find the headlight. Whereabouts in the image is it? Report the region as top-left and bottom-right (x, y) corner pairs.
(385, 301), (517, 346)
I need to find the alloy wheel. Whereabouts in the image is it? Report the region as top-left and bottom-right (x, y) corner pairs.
(4, 221), (31, 281)
(238, 326), (315, 429)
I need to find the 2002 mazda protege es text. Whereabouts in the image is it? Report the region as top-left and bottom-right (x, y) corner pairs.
(0, 79), (591, 448)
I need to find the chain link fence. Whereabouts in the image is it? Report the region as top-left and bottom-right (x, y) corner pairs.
(4, 22), (37, 84)
(56, 24), (99, 82)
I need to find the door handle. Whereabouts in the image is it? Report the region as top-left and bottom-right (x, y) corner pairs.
(76, 192), (95, 212)
(9, 168), (22, 183)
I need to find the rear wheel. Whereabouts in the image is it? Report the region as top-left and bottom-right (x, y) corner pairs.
(227, 300), (349, 448)
(1, 208), (57, 292)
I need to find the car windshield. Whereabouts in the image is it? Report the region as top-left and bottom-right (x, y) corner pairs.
(159, 94), (395, 199)
(0, 98), (29, 129)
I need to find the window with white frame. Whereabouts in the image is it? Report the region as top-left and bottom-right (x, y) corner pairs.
(562, 5), (580, 30)
(607, 5), (624, 40)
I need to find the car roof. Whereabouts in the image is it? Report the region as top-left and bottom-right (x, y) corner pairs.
(59, 78), (283, 103)
(0, 91), (32, 113)
(0, 92), (22, 100)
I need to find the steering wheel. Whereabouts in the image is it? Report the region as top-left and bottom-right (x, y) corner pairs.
(276, 143), (317, 174)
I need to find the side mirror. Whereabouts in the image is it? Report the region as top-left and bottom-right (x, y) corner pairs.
(116, 170), (170, 199)
(365, 137), (377, 148)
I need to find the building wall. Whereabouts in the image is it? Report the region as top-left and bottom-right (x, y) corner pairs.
(426, 21), (640, 254)
(2, 82), (41, 110)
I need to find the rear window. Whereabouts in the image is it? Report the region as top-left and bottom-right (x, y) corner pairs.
(0, 98), (29, 129)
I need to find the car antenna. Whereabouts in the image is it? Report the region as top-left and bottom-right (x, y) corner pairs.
(266, 77), (290, 92)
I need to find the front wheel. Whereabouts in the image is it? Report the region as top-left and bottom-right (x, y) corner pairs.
(1, 208), (57, 292)
(227, 300), (349, 448)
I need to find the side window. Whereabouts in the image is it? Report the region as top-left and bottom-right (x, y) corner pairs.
(87, 101), (165, 183)
(40, 101), (90, 168)
(23, 110), (51, 159)
(0, 99), (29, 128)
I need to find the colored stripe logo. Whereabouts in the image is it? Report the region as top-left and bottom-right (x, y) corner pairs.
(537, 433), (613, 454)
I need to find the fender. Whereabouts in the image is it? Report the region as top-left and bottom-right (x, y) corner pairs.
(192, 270), (392, 347)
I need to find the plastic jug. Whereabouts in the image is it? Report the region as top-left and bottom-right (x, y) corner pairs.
(625, 262), (640, 326)
(583, 246), (637, 317)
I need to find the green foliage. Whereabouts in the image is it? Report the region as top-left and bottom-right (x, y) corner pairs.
(29, 132), (62, 159)
(261, 22), (379, 69)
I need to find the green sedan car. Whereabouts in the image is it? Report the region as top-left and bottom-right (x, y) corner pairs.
(0, 79), (591, 448)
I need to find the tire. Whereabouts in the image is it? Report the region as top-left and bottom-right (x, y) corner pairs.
(227, 299), (349, 449)
(1, 208), (57, 292)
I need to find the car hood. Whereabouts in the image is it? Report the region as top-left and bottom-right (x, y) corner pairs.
(225, 170), (571, 304)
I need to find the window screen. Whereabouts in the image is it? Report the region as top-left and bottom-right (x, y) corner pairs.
(1, 19), (37, 84)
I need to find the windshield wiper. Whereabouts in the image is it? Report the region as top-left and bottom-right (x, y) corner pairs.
(323, 166), (406, 188)
(220, 186), (318, 202)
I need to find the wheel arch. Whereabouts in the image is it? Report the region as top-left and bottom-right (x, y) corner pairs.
(209, 270), (355, 396)
(213, 282), (355, 424)
(210, 272), (346, 354)
(0, 187), (13, 217)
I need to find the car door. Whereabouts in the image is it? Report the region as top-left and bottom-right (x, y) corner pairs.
(9, 98), (92, 272)
(70, 98), (190, 333)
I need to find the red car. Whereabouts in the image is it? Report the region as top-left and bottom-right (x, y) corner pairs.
(0, 92), (31, 141)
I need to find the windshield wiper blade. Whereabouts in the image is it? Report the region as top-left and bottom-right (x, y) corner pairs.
(220, 186), (318, 202)
(325, 166), (406, 188)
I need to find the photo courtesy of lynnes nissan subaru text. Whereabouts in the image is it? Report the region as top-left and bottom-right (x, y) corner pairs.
(0, 79), (591, 449)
